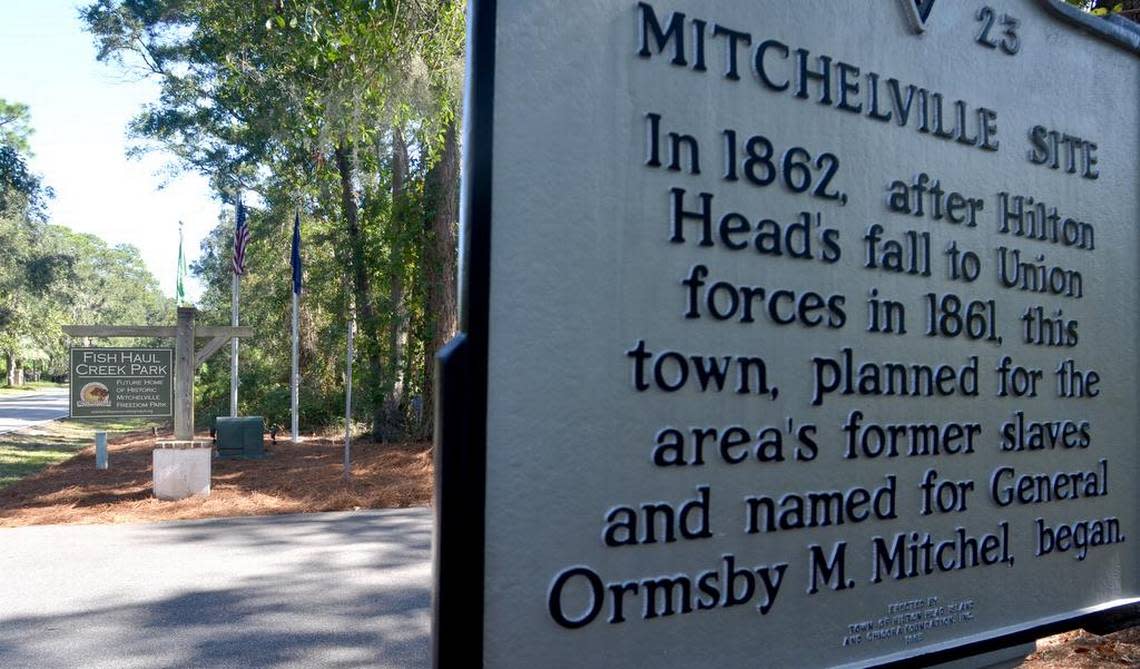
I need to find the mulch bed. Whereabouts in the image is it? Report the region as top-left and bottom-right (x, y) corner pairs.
(0, 430), (432, 527)
(1021, 627), (1140, 667)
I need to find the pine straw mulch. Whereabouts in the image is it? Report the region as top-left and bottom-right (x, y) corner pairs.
(1021, 627), (1140, 668)
(0, 429), (432, 527)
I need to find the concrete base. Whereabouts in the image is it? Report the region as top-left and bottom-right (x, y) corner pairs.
(153, 445), (212, 500)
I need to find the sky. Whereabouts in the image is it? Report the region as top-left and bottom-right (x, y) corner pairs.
(0, 0), (220, 303)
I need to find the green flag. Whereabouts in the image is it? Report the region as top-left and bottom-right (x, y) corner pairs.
(176, 222), (189, 306)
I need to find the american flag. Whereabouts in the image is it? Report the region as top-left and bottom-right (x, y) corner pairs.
(233, 201), (250, 275)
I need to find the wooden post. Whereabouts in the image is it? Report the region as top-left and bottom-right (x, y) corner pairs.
(175, 307), (196, 441)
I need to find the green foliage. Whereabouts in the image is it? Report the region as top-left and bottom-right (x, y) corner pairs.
(0, 124), (172, 384)
(84, 0), (466, 437)
(0, 99), (33, 153)
(188, 190), (359, 429)
(0, 146), (51, 221)
(0, 218), (174, 381)
(1064, 0), (1138, 19)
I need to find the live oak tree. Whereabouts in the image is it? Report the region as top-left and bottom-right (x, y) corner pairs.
(0, 112), (57, 386)
(0, 217), (61, 386)
(0, 99), (171, 386)
(82, 0), (465, 438)
(0, 178), (169, 385)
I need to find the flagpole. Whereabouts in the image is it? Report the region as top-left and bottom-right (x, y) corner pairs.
(290, 208), (302, 444)
(230, 273), (239, 417)
(231, 199), (247, 418)
(291, 289), (300, 442)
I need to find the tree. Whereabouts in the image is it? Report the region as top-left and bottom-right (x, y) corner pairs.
(82, 0), (465, 438)
(0, 106), (170, 385)
(0, 217), (172, 385)
(0, 146), (51, 221)
(0, 99), (32, 153)
(0, 110), (60, 385)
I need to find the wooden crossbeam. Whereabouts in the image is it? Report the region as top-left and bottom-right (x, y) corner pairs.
(63, 325), (175, 337)
(195, 335), (231, 367)
(62, 325), (253, 338)
(197, 326), (254, 338)
(66, 310), (253, 441)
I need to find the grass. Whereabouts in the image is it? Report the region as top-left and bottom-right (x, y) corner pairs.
(0, 418), (162, 489)
(0, 381), (67, 397)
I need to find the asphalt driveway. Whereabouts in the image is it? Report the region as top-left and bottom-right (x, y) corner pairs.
(0, 508), (432, 668)
(0, 389), (69, 435)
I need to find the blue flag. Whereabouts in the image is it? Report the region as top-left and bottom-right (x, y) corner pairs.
(291, 210), (302, 294)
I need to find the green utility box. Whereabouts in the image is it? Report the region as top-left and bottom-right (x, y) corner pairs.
(215, 416), (266, 459)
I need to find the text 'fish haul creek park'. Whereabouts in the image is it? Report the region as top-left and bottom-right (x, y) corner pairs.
(70, 348), (173, 418)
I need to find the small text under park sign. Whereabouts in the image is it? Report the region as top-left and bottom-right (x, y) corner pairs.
(69, 348), (173, 419)
(435, 1), (1140, 667)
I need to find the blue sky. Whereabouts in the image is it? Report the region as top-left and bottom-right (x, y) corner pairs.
(0, 0), (219, 303)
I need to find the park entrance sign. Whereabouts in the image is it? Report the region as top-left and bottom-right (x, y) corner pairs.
(70, 348), (173, 419)
(63, 309), (251, 500)
(434, 1), (1140, 667)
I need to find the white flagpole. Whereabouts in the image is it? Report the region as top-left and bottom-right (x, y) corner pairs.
(344, 304), (355, 481)
(291, 289), (300, 442)
(230, 273), (239, 417)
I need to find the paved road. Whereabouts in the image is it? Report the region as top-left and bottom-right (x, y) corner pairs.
(0, 388), (69, 435)
(0, 509), (432, 668)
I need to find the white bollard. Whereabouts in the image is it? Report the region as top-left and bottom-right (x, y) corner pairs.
(95, 432), (108, 470)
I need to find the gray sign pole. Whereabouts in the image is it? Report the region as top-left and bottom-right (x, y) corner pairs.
(95, 432), (108, 469)
(344, 308), (355, 481)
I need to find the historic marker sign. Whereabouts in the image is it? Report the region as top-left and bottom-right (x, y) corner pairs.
(435, 1), (1140, 667)
(69, 348), (173, 419)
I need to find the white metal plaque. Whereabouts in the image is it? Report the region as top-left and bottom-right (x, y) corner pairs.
(435, 2), (1140, 667)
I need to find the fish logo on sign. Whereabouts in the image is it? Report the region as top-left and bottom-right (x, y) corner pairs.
(899, 0), (938, 33)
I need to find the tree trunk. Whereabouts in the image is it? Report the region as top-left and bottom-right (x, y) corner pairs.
(334, 141), (385, 437)
(376, 125), (411, 442)
(420, 119), (460, 438)
(4, 350), (15, 387)
(5, 350), (21, 387)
